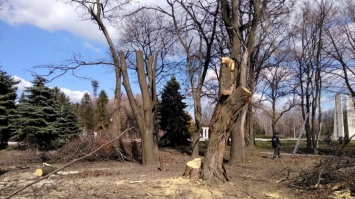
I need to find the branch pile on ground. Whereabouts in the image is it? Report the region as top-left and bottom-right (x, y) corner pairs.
(54, 131), (141, 162)
(286, 156), (355, 196)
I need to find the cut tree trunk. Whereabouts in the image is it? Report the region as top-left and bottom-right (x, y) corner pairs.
(35, 165), (57, 176)
(183, 158), (202, 181)
(201, 86), (251, 184)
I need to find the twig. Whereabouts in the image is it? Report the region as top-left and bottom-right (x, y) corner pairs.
(4, 128), (132, 199)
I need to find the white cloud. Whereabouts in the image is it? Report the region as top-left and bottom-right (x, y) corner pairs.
(12, 76), (88, 103)
(13, 75), (32, 90)
(84, 42), (102, 54)
(0, 0), (111, 44)
(60, 88), (89, 103)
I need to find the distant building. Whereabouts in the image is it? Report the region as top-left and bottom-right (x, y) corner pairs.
(334, 93), (355, 140)
(200, 127), (209, 141)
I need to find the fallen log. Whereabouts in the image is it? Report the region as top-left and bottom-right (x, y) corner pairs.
(35, 165), (57, 177)
(183, 158), (202, 181)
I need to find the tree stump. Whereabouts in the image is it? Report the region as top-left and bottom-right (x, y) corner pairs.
(159, 156), (166, 171)
(183, 158), (202, 181)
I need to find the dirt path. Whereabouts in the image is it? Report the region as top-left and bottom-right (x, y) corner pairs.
(0, 148), (323, 199)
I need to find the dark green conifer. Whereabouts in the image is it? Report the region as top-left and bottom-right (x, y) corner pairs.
(53, 89), (81, 147)
(94, 90), (109, 130)
(78, 92), (95, 133)
(0, 67), (19, 148)
(158, 76), (191, 146)
(12, 76), (59, 149)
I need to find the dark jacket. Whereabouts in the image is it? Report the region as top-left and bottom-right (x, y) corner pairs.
(271, 135), (281, 148)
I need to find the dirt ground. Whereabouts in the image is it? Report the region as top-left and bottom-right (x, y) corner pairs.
(0, 147), (337, 199)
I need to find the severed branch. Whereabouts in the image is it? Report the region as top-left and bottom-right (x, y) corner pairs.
(4, 128), (132, 199)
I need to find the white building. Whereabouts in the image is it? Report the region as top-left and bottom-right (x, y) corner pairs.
(345, 95), (355, 139)
(333, 93), (355, 140)
(200, 127), (209, 141)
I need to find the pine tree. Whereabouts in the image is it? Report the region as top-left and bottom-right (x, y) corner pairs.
(53, 89), (81, 147)
(158, 76), (192, 146)
(12, 76), (59, 149)
(78, 92), (95, 133)
(0, 67), (20, 148)
(94, 90), (109, 130)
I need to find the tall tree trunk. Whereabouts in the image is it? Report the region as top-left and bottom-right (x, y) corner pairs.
(148, 52), (159, 152)
(202, 59), (251, 183)
(112, 68), (121, 133)
(86, 0), (122, 133)
(120, 51), (155, 165)
(202, 87), (251, 184)
(245, 104), (254, 147)
(229, 50), (248, 164)
(191, 94), (202, 158)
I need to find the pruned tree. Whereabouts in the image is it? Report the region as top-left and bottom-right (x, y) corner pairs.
(201, 59), (251, 184)
(119, 8), (179, 150)
(221, 0), (296, 163)
(120, 50), (156, 165)
(221, 0), (268, 164)
(35, 0), (131, 134)
(69, 0), (131, 133)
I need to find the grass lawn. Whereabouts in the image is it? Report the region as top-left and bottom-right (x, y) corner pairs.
(256, 139), (355, 155)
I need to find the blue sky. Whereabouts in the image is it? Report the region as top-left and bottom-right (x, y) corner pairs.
(0, 0), (150, 103)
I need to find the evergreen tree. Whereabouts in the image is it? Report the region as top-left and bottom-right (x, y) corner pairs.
(53, 89), (81, 147)
(12, 76), (59, 149)
(0, 67), (19, 148)
(94, 90), (109, 130)
(78, 92), (95, 133)
(158, 76), (191, 146)
(18, 92), (26, 103)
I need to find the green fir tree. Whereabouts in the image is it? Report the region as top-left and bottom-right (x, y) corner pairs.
(0, 67), (19, 148)
(78, 92), (95, 133)
(12, 76), (59, 149)
(53, 89), (81, 147)
(158, 76), (191, 146)
(94, 90), (109, 130)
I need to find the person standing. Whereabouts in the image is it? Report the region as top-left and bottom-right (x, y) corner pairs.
(272, 133), (282, 159)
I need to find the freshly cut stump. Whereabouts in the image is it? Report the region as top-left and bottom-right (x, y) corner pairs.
(183, 158), (202, 181)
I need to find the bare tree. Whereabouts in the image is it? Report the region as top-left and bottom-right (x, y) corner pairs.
(157, 0), (220, 158)
(221, 0), (270, 163)
(290, 0), (334, 154)
(33, 0), (160, 163)
(324, 0), (355, 96)
(37, 0), (130, 133)
(257, 63), (297, 135)
(119, 8), (179, 150)
(120, 50), (156, 165)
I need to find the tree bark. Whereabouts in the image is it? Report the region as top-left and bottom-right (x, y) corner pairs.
(120, 51), (155, 165)
(202, 86), (251, 184)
